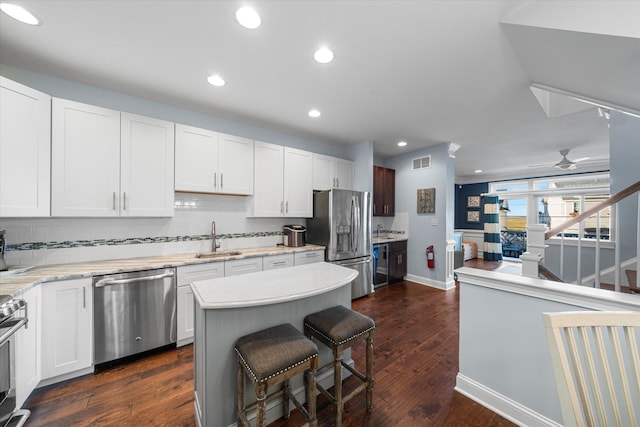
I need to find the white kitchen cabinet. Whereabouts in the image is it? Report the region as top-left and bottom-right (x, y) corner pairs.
(120, 112), (175, 216)
(252, 141), (312, 217)
(176, 263), (225, 346)
(312, 154), (354, 191)
(40, 277), (93, 381)
(175, 125), (253, 195)
(15, 286), (40, 408)
(263, 253), (294, 271)
(52, 98), (174, 217)
(294, 250), (325, 266)
(0, 77), (51, 217)
(225, 257), (263, 276)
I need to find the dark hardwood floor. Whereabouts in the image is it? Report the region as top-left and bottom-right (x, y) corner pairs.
(24, 259), (515, 426)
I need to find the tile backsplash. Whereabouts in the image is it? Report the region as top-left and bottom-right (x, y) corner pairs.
(1, 193), (305, 267)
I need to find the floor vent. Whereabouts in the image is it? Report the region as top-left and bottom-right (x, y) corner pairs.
(412, 155), (431, 170)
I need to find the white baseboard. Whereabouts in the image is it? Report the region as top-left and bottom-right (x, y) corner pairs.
(455, 373), (561, 427)
(404, 274), (456, 291)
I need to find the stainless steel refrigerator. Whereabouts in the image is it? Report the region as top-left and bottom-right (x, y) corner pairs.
(307, 189), (373, 299)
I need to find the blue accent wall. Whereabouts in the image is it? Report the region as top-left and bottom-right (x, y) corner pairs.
(455, 182), (488, 230)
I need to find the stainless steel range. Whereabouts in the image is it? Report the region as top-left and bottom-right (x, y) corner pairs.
(0, 295), (30, 427)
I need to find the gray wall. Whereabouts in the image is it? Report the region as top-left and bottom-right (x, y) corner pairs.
(0, 64), (349, 158)
(347, 140), (374, 193)
(609, 111), (640, 261)
(384, 143), (455, 284)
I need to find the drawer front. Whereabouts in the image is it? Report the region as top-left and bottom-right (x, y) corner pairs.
(225, 258), (263, 276)
(263, 253), (294, 271)
(177, 262), (225, 286)
(294, 250), (324, 266)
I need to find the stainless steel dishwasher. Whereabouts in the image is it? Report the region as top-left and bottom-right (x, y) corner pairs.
(93, 268), (176, 365)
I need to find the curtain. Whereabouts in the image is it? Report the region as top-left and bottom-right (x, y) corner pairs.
(483, 195), (503, 261)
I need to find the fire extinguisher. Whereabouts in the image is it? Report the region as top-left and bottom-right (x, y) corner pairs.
(426, 245), (435, 269)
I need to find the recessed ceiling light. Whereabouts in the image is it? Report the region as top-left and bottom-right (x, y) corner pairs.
(475, 169), (483, 173)
(207, 74), (226, 87)
(0, 3), (40, 25)
(308, 109), (321, 118)
(314, 47), (334, 64)
(397, 141), (407, 147)
(236, 6), (261, 29)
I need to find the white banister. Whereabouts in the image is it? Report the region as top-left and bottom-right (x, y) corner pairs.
(637, 193), (640, 289)
(576, 219), (583, 286)
(523, 224), (548, 279)
(560, 233), (565, 281)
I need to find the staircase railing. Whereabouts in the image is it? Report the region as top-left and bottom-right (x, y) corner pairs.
(522, 180), (640, 292)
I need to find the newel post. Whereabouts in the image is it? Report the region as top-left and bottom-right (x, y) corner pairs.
(521, 224), (548, 279)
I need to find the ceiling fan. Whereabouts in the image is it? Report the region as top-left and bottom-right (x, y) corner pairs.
(528, 149), (591, 170)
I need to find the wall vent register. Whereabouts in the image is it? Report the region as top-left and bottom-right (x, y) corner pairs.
(412, 156), (431, 170)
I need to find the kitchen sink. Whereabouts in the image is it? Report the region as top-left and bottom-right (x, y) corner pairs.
(195, 250), (242, 259)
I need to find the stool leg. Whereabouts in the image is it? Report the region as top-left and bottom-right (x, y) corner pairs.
(334, 348), (343, 427)
(255, 382), (268, 427)
(366, 333), (374, 411)
(283, 380), (290, 419)
(237, 360), (246, 426)
(307, 357), (318, 427)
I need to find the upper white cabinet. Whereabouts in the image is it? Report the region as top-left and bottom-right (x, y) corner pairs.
(253, 141), (313, 217)
(175, 124), (253, 195)
(52, 98), (174, 217)
(312, 154), (354, 191)
(0, 77), (51, 217)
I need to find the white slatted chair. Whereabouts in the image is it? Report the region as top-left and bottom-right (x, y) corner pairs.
(542, 311), (640, 427)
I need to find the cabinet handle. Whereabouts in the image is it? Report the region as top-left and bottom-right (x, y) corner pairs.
(113, 192), (116, 210)
(83, 286), (86, 308)
(123, 192), (127, 211)
(221, 173), (223, 189)
(336, 177), (339, 188)
(286, 201), (289, 213)
(280, 201), (284, 214)
(213, 172), (217, 188)
(398, 254), (403, 264)
(272, 261), (288, 266)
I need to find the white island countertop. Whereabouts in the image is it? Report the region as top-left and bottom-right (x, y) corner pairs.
(191, 262), (358, 309)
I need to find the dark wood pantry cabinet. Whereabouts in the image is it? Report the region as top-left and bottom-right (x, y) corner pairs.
(373, 165), (395, 216)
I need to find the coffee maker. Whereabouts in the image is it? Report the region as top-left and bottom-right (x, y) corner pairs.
(0, 230), (7, 271)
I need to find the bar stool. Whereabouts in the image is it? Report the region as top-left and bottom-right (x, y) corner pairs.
(234, 323), (319, 427)
(304, 306), (375, 427)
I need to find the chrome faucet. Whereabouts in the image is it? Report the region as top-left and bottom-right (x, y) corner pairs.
(376, 224), (384, 239)
(211, 221), (221, 253)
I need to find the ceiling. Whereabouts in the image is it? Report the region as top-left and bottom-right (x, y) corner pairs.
(1, 1), (638, 182)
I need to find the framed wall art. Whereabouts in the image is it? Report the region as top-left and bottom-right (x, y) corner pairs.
(417, 188), (435, 213)
(467, 210), (480, 223)
(467, 195), (480, 208)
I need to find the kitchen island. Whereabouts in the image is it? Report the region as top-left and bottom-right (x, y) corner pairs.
(191, 262), (357, 427)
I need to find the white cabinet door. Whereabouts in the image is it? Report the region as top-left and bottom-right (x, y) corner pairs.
(175, 124), (219, 193)
(176, 263), (225, 346)
(0, 77), (51, 217)
(219, 133), (254, 195)
(294, 250), (325, 266)
(225, 257), (263, 276)
(335, 158), (354, 190)
(51, 98), (120, 216)
(312, 153), (335, 191)
(41, 278), (93, 380)
(253, 141), (284, 216)
(121, 113), (174, 217)
(263, 253), (294, 271)
(15, 287), (40, 408)
(284, 147), (313, 217)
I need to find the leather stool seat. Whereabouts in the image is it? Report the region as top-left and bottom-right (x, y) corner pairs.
(235, 323), (318, 427)
(304, 306), (375, 427)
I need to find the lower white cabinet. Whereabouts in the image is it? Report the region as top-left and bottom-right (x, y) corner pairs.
(225, 257), (263, 276)
(15, 287), (40, 408)
(263, 253), (294, 271)
(294, 250), (325, 266)
(176, 263), (224, 347)
(40, 278), (93, 381)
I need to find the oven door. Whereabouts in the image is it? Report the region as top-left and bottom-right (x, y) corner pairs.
(0, 318), (27, 426)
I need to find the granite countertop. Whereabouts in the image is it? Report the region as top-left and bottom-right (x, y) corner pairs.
(191, 262), (358, 309)
(0, 244), (325, 296)
(372, 236), (408, 244)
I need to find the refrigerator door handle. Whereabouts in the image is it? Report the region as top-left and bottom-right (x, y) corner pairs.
(335, 257), (372, 267)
